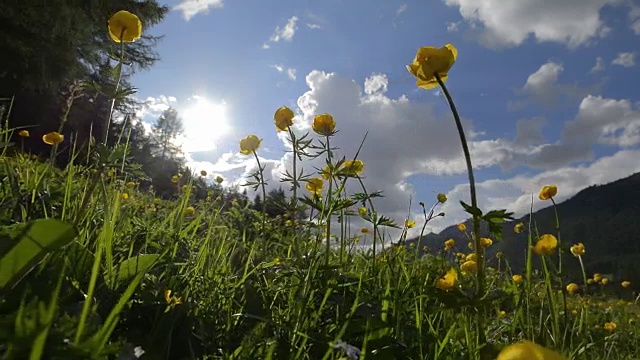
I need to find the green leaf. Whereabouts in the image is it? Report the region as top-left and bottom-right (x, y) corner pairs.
(0, 219), (76, 289)
(460, 201), (483, 218)
(110, 254), (160, 289)
(483, 209), (515, 224)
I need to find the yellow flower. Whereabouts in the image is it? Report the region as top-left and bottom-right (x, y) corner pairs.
(239, 134), (262, 154)
(184, 206), (195, 216)
(313, 113), (336, 136)
(121, 193), (129, 200)
(407, 44), (458, 90)
(405, 219), (416, 229)
(18, 130), (30, 137)
(305, 177), (324, 196)
(461, 260), (477, 274)
(604, 322), (617, 332)
(497, 310), (506, 318)
(274, 106), (295, 131)
(514, 222), (525, 234)
(358, 207), (367, 216)
(340, 160), (365, 176)
(533, 234), (558, 256)
(587, 278), (595, 285)
(437, 193), (447, 203)
(593, 273), (602, 282)
(496, 251), (504, 259)
(125, 181), (136, 188)
(171, 175), (180, 184)
(466, 253), (477, 262)
(320, 165), (333, 179)
(621, 281), (631, 288)
(164, 289), (182, 306)
(566, 283), (579, 294)
(444, 239), (455, 250)
(539, 184), (558, 200)
(457, 223), (466, 232)
(497, 341), (567, 360)
(480, 237), (493, 248)
(512, 275), (523, 284)
(570, 243), (585, 257)
(215, 176), (224, 184)
(42, 132), (64, 145)
(108, 10), (142, 43)
(200, 170), (207, 177)
(435, 268), (457, 291)
(361, 227), (369, 234)
(600, 277), (609, 285)
(164, 289), (173, 304)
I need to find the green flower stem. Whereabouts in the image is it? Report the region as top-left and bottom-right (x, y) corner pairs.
(434, 73), (487, 347)
(325, 136), (333, 266)
(104, 33), (125, 145)
(253, 151), (267, 236)
(287, 128), (299, 221)
(550, 198), (568, 327)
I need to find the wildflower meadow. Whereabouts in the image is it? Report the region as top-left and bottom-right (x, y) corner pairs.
(0, 8), (638, 360)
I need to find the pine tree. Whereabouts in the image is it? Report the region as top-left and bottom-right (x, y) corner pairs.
(150, 107), (184, 161)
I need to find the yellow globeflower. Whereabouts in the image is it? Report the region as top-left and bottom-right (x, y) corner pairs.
(457, 223), (466, 232)
(444, 238), (455, 250)
(405, 219), (416, 229)
(18, 130), (30, 137)
(340, 160), (365, 176)
(239, 134), (262, 154)
(480, 237), (493, 248)
(514, 222), (525, 234)
(512, 275), (523, 284)
(125, 181), (136, 188)
(461, 260), (477, 274)
(305, 177), (324, 196)
(604, 322), (617, 332)
(360, 227), (369, 234)
(171, 175), (180, 184)
(320, 165), (333, 179)
(121, 193), (129, 200)
(566, 283), (579, 294)
(108, 10), (142, 43)
(407, 44), (458, 90)
(274, 106), (295, 131)
(358, 207), (367, 216)
(200, 170), (207, 177)
(587, 278), (595, 285)
(593, 273), (602, 282)
(42, 132), (64, 145)
(600, 277), (609, 285)
(215, 176), (224, 184)
(497, 341), (567, 360)
(465, 253), (477, 262)
(184, 206), (195, 216)
(539, 184), (558, 200)
(312, 114), (336, 136)
(570, 243), (585, 257)
(533, 234), (558, 256)
(621, 281), (631, 288)
(437, 193), (447, 203)
(435, 268), (457, 291)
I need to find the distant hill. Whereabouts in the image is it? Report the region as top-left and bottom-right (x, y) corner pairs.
(407, 173), (640, 285)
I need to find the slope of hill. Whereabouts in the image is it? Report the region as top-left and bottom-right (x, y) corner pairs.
(408, 172), (640, 284)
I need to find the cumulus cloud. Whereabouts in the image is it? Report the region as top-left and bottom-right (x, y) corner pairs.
(612, 52), (636, 67)
(446, 22), (460, 32)
(174, 0), (223, 21)
(509, 61), (598, 110)
(263, 16), (299, 48)
(396, 4), (408, 16)
(443, 0), (619, 48)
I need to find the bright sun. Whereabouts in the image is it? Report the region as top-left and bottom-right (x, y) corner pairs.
(181, 96), (230, 153)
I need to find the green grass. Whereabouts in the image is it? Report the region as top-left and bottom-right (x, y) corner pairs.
(0, 126), (638, 360)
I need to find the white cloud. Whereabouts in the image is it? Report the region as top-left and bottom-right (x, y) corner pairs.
(590, 57), (605, 73)
(363, 73), (388, 95)
(286, 68), (297, 81)
(446, 21), (460, 32)
(396, 4), (408, 16)
(271, 65), (297, 81)
(510, 61), (597, 109)
(612, 52), (636, 67)
(174, 0), (223, 21)
(264, 16), (299, 48)
(630, 2), (640, 34)
(443, 0), (620, 48)
(434, 149), (640, 232)
(306, 23), (322, 30)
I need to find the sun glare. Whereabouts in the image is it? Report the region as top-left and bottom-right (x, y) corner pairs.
(181, 96), (230, 153)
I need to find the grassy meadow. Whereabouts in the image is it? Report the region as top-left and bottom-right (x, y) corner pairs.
(1, 9), (639, 360)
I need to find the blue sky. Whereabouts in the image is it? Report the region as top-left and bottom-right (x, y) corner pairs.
(132, 0), (640, 236)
